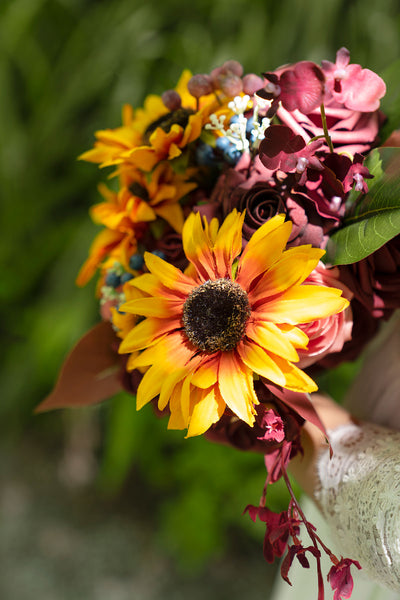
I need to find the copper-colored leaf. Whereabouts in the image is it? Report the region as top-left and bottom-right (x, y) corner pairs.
(36, 321), (122, 412)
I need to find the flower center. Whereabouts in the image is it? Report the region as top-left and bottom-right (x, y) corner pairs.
(182, 279), (250, 353)
(144, 108), (195, 143)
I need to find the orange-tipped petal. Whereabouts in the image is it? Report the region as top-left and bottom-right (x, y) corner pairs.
(217, 352), (257, 425)
(186, 387), (225, 437)
(258, 285), (349, 325)
(237, 339), (286, 387)
(245, 321), (299, 362)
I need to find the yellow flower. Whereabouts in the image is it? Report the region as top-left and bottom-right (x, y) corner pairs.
(117, 211), (348, 437)
(79, 71), (221, 173)
(76, 163), (196, 286)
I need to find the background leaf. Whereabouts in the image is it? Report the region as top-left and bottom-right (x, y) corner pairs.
(329, 147), (400, 265)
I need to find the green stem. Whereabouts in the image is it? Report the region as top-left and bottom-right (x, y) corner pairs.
(320, 103), (334, 153)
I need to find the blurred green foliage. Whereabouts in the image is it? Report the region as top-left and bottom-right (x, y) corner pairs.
(2, 0), (400, 567)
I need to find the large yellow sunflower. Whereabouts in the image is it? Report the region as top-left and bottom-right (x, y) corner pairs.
(117, 210), (348, 437)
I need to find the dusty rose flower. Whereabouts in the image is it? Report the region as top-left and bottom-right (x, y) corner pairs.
(297, 263), (353, 369)
(275, 48), (386, 156)
(321, 47), (386, 113)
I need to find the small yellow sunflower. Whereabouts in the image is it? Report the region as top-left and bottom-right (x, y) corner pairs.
(117, 210), (348, 437)
(79, 71), (222, 173)
(76, 163), (196, 286)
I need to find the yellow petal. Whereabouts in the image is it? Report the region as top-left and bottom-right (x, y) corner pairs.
(191, 357), (219, 389)
(186, 387), (225, 437)
(144, 251), (194, 294)
(120, 296), (183, 318)
(258, 285), (349, 325)
(217, 352), (257, 425)
(271, 353), (318, 393)
(249, 247), (324, 304)
(237, 339), (286, 387)
(136, 362), (164, 409)
(236, 219), (292, 289)
(158, 367), (188, 411)
(182, 212), (216, 280)
(246, 321), (299, 362)
(213, 210), (245, 278)
(168, 381), (187, 430)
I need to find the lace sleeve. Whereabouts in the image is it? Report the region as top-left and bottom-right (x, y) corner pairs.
(315, 421), (400, 592)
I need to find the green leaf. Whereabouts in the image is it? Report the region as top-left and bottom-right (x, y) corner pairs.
(329, 147), (400, 265)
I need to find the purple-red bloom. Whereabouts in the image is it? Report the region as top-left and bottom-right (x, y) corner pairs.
(259, 61), (325, 116)
(244, 504), (300, 563)
(327, 558), (362, 600)
(257, 409), (285, 443)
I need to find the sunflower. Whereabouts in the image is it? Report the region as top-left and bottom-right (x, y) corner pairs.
(79, 71), (223, 173)
(76, 163), (196, 286)
(117, 210), (348, 437)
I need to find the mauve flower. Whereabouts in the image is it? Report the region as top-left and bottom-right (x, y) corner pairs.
(297, 262), (353, 369)
(275, 48), (386, 156)
(339, 235), (400, 320)
(321, 47), (386, 113)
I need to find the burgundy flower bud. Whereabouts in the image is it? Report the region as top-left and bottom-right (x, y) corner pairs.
(242, 73), (265, 95)
(187, 74), (213, 98)
(161, 89), (182, 111)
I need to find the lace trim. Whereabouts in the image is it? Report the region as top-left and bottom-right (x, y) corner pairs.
(315, 422), (400, 592)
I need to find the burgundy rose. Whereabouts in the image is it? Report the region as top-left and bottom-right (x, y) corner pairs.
(339, 235), (400, 320)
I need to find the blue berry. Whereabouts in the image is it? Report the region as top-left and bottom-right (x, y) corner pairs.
(229, 114), (240, 125)
(224, 145), (242, 165)
(120, 272), (134, 284)
(105, 271), (121, 288)
(196, 142), (215, 166)
(129, 254), (144, 270)
(152, 249), (166, 260)
(215, 136), (232, 151)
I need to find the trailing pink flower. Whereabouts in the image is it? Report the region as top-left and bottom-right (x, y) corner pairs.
(327, 557), (362, 600)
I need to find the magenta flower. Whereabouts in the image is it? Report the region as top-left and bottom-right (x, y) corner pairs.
(321, 47), (386, 113)
(257, 409), (285, 443)
(342, 153), (373, 194)
(244, 504), (300, 563)
(327, 558), (362, 600)
(258, 61), (325, 115)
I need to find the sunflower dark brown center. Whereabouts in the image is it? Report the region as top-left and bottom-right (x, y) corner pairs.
(182, 279), (250, 353)
(143, 108), (194, 143)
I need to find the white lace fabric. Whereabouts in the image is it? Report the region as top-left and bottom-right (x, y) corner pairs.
(315, 422), (400, 592)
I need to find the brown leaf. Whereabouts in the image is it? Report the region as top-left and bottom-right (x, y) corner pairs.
(36, 321), (122, 412)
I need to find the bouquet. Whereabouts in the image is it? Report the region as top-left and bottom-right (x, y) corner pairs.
(40, 47), (400, 599)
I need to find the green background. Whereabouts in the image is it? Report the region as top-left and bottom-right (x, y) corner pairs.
(1, 0), (400, 598)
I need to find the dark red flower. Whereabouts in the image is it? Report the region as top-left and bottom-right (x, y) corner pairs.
(339, 235), (400, 320)
(342, 153), (373, 194)
(257, 409), (285, 443)
(244, 505), (300, 563)
(259, 124), (324, 184)
(327, 558), (362, 600)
